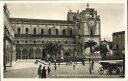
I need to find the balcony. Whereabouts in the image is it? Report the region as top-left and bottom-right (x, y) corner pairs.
(15, 34), (75, 38)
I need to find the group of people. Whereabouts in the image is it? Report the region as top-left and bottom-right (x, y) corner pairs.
(37, 58), (95, 78)
(37, 65), (51, 78)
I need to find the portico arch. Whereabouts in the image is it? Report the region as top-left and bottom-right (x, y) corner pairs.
(29, 48), (34, 59)
(16, 48), (21, 59)
(22, 48), (28, 59)
(42, 49), (46, 60)
(35, 48), (41, 59)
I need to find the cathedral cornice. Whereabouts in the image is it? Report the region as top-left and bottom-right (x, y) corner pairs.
(10, 18), (75, 24)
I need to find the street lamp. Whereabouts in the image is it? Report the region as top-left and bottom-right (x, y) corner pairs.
(10, 45), (13, 67)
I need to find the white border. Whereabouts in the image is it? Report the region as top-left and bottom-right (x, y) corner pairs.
(1, 0), (127, 81)
(0, 2), (3, 81)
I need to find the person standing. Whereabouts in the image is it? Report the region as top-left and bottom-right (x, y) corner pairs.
(37, 65), (42, 78)
(54, 65), (57, 70)
(73, 62), (75, 70)
(89, 62), (92, 74)
(54, 59), (56, 66)
(58, 61), (60, 66)
(75, 60), (77, 65)
(47, 66), (51, 74)
(91, 59), (94, 70)
(41, 66), (46, 78)
(48, 61), (51, 66)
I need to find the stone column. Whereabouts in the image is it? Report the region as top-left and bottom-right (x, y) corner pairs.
(61, 50), (64, 60)
(21, 48), (23, 59)
(34, 48), (36, 59)
(41, 48), (43, 59)
(28, 49), (29, 59)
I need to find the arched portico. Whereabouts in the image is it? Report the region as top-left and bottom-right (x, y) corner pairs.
(29, 48), (34, 59)
(16, 48), (21, 59)
(22, 49), (28, 59)
(35, 48), (41, 59)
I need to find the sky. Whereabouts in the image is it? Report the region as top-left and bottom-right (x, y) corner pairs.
(7, 3), (126, 41)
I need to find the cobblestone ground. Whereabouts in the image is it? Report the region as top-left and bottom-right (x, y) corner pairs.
(4, 60), (123, 78)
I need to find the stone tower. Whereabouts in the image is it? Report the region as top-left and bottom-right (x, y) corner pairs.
(67, 10), (80, 21)
(79, 4), (101, 57)
(67, 4), (101, 58)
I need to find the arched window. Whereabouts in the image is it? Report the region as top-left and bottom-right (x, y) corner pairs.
(65, 40), (68, 44)
(42, 40), (44, 43)
(63, 29), (65, 35)
(18, 28), (21, 34)
(25, 41), (28, 43)
(33, 28), (36, 34)
(56, 29), (58, 35)
(91, 29), (93, 36)
(41, 29), (44, 34)
(34, 41), (36, 43)
(70, 29), (72, 35)
(25, 28), (29, 34)
(48, 29), (51, 35)
(17, 40), (19, 43)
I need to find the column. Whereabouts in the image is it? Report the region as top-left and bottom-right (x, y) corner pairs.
(28, 49), (29, 59)
(21, 48), (22, 59)
(41, 48), (43, 59)
(34, 48), (36, 59)
(61, 50), (64, 60)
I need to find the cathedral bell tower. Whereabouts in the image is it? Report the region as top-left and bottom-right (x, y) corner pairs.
(78, 4), (101, 56)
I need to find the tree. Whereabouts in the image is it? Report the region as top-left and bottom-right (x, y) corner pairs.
(94, 41), (109, 60)
(44, 42), (62, 60)
(84, 40), (97, 55)
(107, 41), (113, 50)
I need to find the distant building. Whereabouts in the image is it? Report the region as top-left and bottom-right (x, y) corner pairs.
(5, 4), (101, 61)
(3, 4), (16, 70)
(112, 31), (125, 59)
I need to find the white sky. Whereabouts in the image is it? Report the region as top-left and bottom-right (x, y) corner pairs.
(7, 3), (126, 41)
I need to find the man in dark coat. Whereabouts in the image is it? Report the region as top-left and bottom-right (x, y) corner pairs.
(37, 65), (42, 78)
(47, 66), (51, 74)
(91, 59), (94, 70)
(41, 66), (46, 78)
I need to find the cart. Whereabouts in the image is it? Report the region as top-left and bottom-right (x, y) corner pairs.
(98, 60), (123, 75)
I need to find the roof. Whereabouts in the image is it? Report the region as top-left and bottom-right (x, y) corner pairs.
(80, 8), (95, 14)
(10, 18), (75, 24)
(113, 31), (125, 36)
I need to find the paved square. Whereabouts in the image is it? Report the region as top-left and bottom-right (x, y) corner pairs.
(4, 60), (123, 78)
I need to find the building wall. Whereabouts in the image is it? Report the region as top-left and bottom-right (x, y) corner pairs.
(12, 23), (75, 35)
(4, 5), (16, 69)
(11, 19), (77, 60)
(10, 5), (101, 60)
(113, 31), (125, 59)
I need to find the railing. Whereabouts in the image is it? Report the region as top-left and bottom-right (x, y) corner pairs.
(15, 34), (76, 38)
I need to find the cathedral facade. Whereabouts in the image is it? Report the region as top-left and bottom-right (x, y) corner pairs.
(10, 5), (101, 61)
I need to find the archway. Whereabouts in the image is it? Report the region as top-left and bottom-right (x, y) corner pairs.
(42, 49), (46, 60)
(16, 48), (21, 59)
(22, 49), (28, 59)
(35, 48), (41, 59)
(29, 48), (34, 59)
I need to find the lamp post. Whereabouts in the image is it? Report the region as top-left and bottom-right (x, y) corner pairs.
(3, 36), (6, 71)
(10, 45), (13, 67)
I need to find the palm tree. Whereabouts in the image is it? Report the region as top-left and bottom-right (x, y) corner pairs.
(84, 40), (97, 54)
(94, 41), (109, 60)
